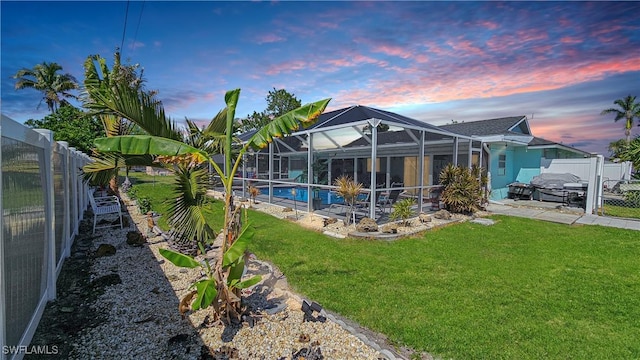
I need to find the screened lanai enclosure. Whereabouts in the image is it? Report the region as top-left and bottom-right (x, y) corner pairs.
(236, 105), (483, 220)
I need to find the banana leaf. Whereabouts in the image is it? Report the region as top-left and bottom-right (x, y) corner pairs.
(246, 98), (331, 150)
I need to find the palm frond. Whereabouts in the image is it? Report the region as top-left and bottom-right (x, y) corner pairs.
(246, 98), (331, 150)
(167, 166), (216, 244)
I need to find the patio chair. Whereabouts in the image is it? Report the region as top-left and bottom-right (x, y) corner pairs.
(377, 183), (404, 213)
(88, 189), (123, 234)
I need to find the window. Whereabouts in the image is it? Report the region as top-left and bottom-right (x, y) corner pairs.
(498, 154), (506, 176)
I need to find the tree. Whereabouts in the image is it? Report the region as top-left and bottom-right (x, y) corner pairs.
(601, 95), (640, 144)
(237, 88), (302, 132)
(614, 135), (640, 177)
(13, 62), (79, 113)
(24, 106), (103, 153)
(81, 52), (172, 194)
(91, 88), (330, 324)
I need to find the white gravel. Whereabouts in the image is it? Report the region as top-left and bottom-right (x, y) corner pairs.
(67, 192), (396, 359)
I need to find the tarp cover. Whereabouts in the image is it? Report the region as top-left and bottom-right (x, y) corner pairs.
(530, 173), (581, 189)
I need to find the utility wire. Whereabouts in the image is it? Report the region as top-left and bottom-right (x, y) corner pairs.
(131, 0), (145, 52)
(120, 0), (130, 55)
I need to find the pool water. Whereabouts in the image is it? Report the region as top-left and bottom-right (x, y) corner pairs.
(259, 187), (350, 205)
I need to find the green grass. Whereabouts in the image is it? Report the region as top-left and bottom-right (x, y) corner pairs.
(601, 203), (640, 219)
(127, 173), (640, 359)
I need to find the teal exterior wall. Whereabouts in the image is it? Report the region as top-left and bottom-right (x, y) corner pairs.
(513, 147), (542, 184)
(488, 144), (543, 200)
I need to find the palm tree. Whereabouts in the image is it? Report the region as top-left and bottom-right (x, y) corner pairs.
(13, 62), (79, 113)
(601, 95), (640, 144)
(81, 53), (175, 194)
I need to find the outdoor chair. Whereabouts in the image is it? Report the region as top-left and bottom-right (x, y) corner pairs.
(377, 182), (404, 213)
(88, 189), (123, 234)
(429, 186), (444, 211)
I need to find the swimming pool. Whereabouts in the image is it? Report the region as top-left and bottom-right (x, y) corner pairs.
(259, 187), (349, 205)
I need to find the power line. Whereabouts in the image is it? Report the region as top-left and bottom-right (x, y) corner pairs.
(120, 0), (130, 55)
(131, 0), (145, 52)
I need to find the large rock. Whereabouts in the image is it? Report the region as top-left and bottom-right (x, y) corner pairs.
(94, 244), (116, 257)
(126, 231), (146, 246)
(381, 223), (398, 234)
(418, 212), (432, 223)
(356, 217), (378, 232)
(434, 209), (452, 220)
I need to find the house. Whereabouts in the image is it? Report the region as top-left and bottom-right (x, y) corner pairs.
(439, 116), (592, 199)
(238, 105), (480, 216)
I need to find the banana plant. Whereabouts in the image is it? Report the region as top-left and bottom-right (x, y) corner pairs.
(94, 89), (330, 323)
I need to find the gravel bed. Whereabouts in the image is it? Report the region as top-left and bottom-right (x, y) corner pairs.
(29, 192), (415, 359)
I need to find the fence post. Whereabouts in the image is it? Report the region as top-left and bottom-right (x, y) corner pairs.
(34, 129), (57, 301)
(58, 141), (72, 259)
(1, 117), (6, 360)
(69, 148), (80, 237)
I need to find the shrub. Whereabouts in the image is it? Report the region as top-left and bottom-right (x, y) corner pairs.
(390, 198), (416, 226)
(624, 190), (640, 207)
(439, 164), (484, 214)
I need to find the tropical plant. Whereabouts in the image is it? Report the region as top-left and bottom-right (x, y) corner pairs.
(616, 136), (640, 177)
(13, 62), (79, 113)
(92, 88), (330, 324)
(334, 175), (363, 225)
(24, 106), (103, 153)
(390, 198), (416, 226)
(439, 164), (483, 214)
(601, 95), (640, 144)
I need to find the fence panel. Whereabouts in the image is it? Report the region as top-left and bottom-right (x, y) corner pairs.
(1, 115), (90, 360)
(600, 179), (640, 220)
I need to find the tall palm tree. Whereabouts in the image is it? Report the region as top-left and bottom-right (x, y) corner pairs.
(601, 95), (640, 144)
(13, 62), (79, 113)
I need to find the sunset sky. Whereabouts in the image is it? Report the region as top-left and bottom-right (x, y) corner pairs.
(2, 1), (639, 155)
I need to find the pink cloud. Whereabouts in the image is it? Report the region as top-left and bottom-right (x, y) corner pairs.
(371, 44), (413, 59)
(265, 59), (314, 75)
(478, 20), (498, 30)
(560, 36), (582, 45)
(329, 56), (640, 111)
(255, 33), (285, 44)
(446, 39), (485, 57)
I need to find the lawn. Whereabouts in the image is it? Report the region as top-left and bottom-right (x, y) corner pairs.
(601, 203), (640, 219)
(126, 174), (640, 359)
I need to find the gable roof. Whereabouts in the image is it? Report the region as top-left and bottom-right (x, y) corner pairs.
(306, 105), (454, 135)
(439, 116), (529, 137)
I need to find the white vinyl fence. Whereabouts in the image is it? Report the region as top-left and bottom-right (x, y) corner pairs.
(1, 115), (91, 360)
(540, 156), (634, 215)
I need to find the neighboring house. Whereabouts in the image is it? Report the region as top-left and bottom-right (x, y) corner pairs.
(440, 116), (592, 200)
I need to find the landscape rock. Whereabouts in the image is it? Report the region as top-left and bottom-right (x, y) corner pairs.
(418, 213), (432, 223)
(356, 217), (379, 232)
(434, 209), (452, 220)
(94, 244), (116, 257)
(381, 223), (398, 234)
(126, 231), (146, 246)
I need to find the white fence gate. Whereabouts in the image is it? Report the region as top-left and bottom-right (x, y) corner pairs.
(1, 115), (90, 360)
